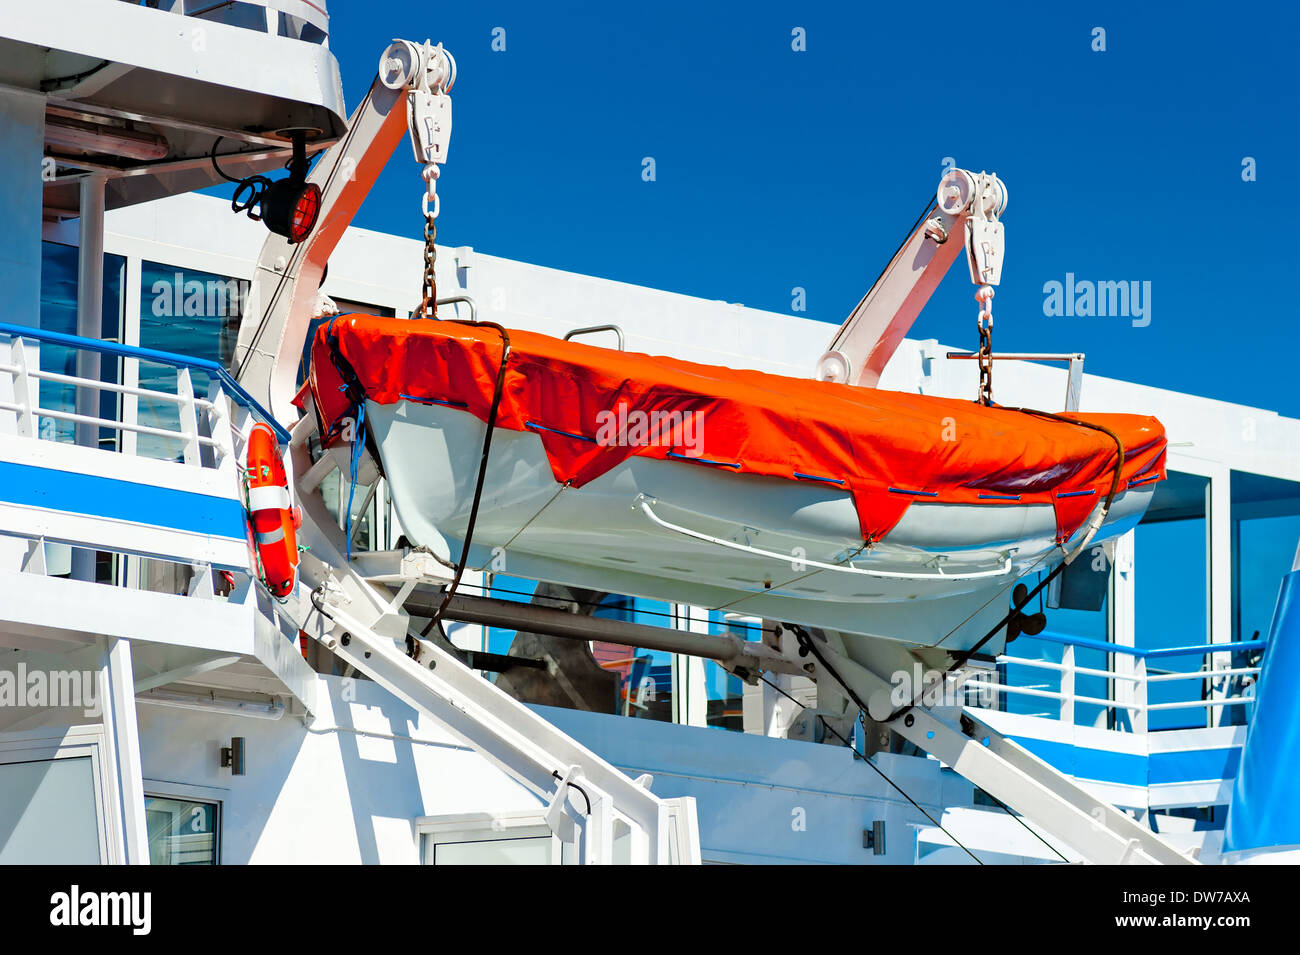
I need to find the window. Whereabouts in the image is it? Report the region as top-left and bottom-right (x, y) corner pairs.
(1231, 471), (1300, 643)
(0, 728), (113, 863)
(137, 261), (248, 461)
(0, 756), (102, 864)
(591, 596), (676, 722)
(144, 795), (220, 865)
(36, 241), (127, 447)
(703, 612), (761, 731)
(1135, 471), (1211, 730)
(417, 811), (571, 865)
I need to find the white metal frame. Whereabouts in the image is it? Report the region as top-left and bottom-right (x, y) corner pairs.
(141, 779), (227, 866)
(415, 810), (571, 865)
(973, 649), (1260, 725)
(0, 724), (119, 863)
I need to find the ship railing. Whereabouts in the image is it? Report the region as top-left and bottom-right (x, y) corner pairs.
(963, 630), (1267, 733)
(0, 321), (285, 581)
(0, 321), (286, 461)
(123, 0), (329, 45)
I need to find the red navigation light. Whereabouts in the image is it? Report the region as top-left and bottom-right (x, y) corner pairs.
(256, 130), (321, 245)
(263, 179), (321, 245)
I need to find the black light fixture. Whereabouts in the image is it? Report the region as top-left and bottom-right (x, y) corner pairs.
(214, 130), (321, 245)
(220, 736), (246, 776)
(863, 820), (886, 856)
(260, 131), (321, 243)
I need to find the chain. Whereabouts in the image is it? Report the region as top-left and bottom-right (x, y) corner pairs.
(975, 284), (994, 405)
(418, 211), (437, 318)
(415, 160), (441, 318)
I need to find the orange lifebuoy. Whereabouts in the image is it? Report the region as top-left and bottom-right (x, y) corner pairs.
(245, 422), (300, 597)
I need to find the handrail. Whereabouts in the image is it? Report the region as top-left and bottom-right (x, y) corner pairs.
(966, 680), (1256, 714)
(0, 400), (221, 446)
(434, 295), (477, 323)
(999, 653), (1261, 686)
(0, 364), (216, 409)
(565, 324), (626, 351)
(636, 496), (1014, 581)
(1025, 628), (1267, 661)
(986, 628), (1267, 733)
(0, 322), (290, 444)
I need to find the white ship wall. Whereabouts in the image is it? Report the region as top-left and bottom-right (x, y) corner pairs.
(136, 678), (541, 864)
(134, 673), (983, 865)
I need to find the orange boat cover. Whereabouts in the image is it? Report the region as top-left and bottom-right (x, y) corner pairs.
(309, 316), (1166, 544)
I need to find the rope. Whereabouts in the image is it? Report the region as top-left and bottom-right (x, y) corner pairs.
(416, 321), (513, 643)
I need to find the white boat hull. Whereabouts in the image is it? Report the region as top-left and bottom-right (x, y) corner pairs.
(365, 399), (1152, 650)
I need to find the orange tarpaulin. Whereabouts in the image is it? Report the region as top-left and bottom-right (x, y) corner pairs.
(309, 316), (1167, 543)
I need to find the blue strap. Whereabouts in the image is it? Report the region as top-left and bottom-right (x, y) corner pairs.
(345, 400), (366, 562)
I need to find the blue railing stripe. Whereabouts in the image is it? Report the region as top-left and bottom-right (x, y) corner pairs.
(794, 471), (845, 485)
(0, 322), (290, 445)
(665, 450), (741, 469)
(1025, 628), (1268, 660)
(525, 420), (597, 443)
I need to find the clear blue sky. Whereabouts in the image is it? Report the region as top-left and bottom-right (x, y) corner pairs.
(313, 0), (1297, 417)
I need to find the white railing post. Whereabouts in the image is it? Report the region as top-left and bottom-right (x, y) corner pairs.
(176, 367), (200, 465)
(11, 338), (35, 437)
(228, 401), (254, 476)
(1059, 644), (1075, 725)
(206, 381), (238, 481)
(0, 339), (13, 435)
(1132, 656), (1148, 733)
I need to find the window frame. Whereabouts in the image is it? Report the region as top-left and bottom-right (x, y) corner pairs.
(414, 810), (570, 865)
(142, 778), (226, 865)
(0, 724), (116, 863)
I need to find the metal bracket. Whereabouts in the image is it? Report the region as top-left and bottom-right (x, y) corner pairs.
(944, 352), (1086, 411)
(564, 324), (626, 351)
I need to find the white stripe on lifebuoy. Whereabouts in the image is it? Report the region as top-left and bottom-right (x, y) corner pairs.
(256, 526), (286, 545)
(248, 485), (292, 511)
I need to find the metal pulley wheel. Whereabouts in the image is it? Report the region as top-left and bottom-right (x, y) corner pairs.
(815, 349), (853, 384)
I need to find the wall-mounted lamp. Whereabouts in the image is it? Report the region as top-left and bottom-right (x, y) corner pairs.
(220, 736), (246, 776)
(863, 820), (886, 856)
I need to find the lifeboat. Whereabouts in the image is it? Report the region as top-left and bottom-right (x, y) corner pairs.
(305, 315), (1166, 645)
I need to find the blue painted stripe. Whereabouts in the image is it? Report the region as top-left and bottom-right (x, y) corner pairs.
(1009, 736), (1148, 787)
(888, 486), (938, 497)
(0, 460), (246, 539)
(399, 393), (468, 409)
(666, 451), (741, 469)
(1150, 748), (1242, 785)
(525, 421), (597, 443)
(978, 492), (1021, 500)
(1127, 473), (1161, 487)
(1056, 489), (1097, 499)
(1011, 736), (1243, 787)
(794, 471), (845, 485)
